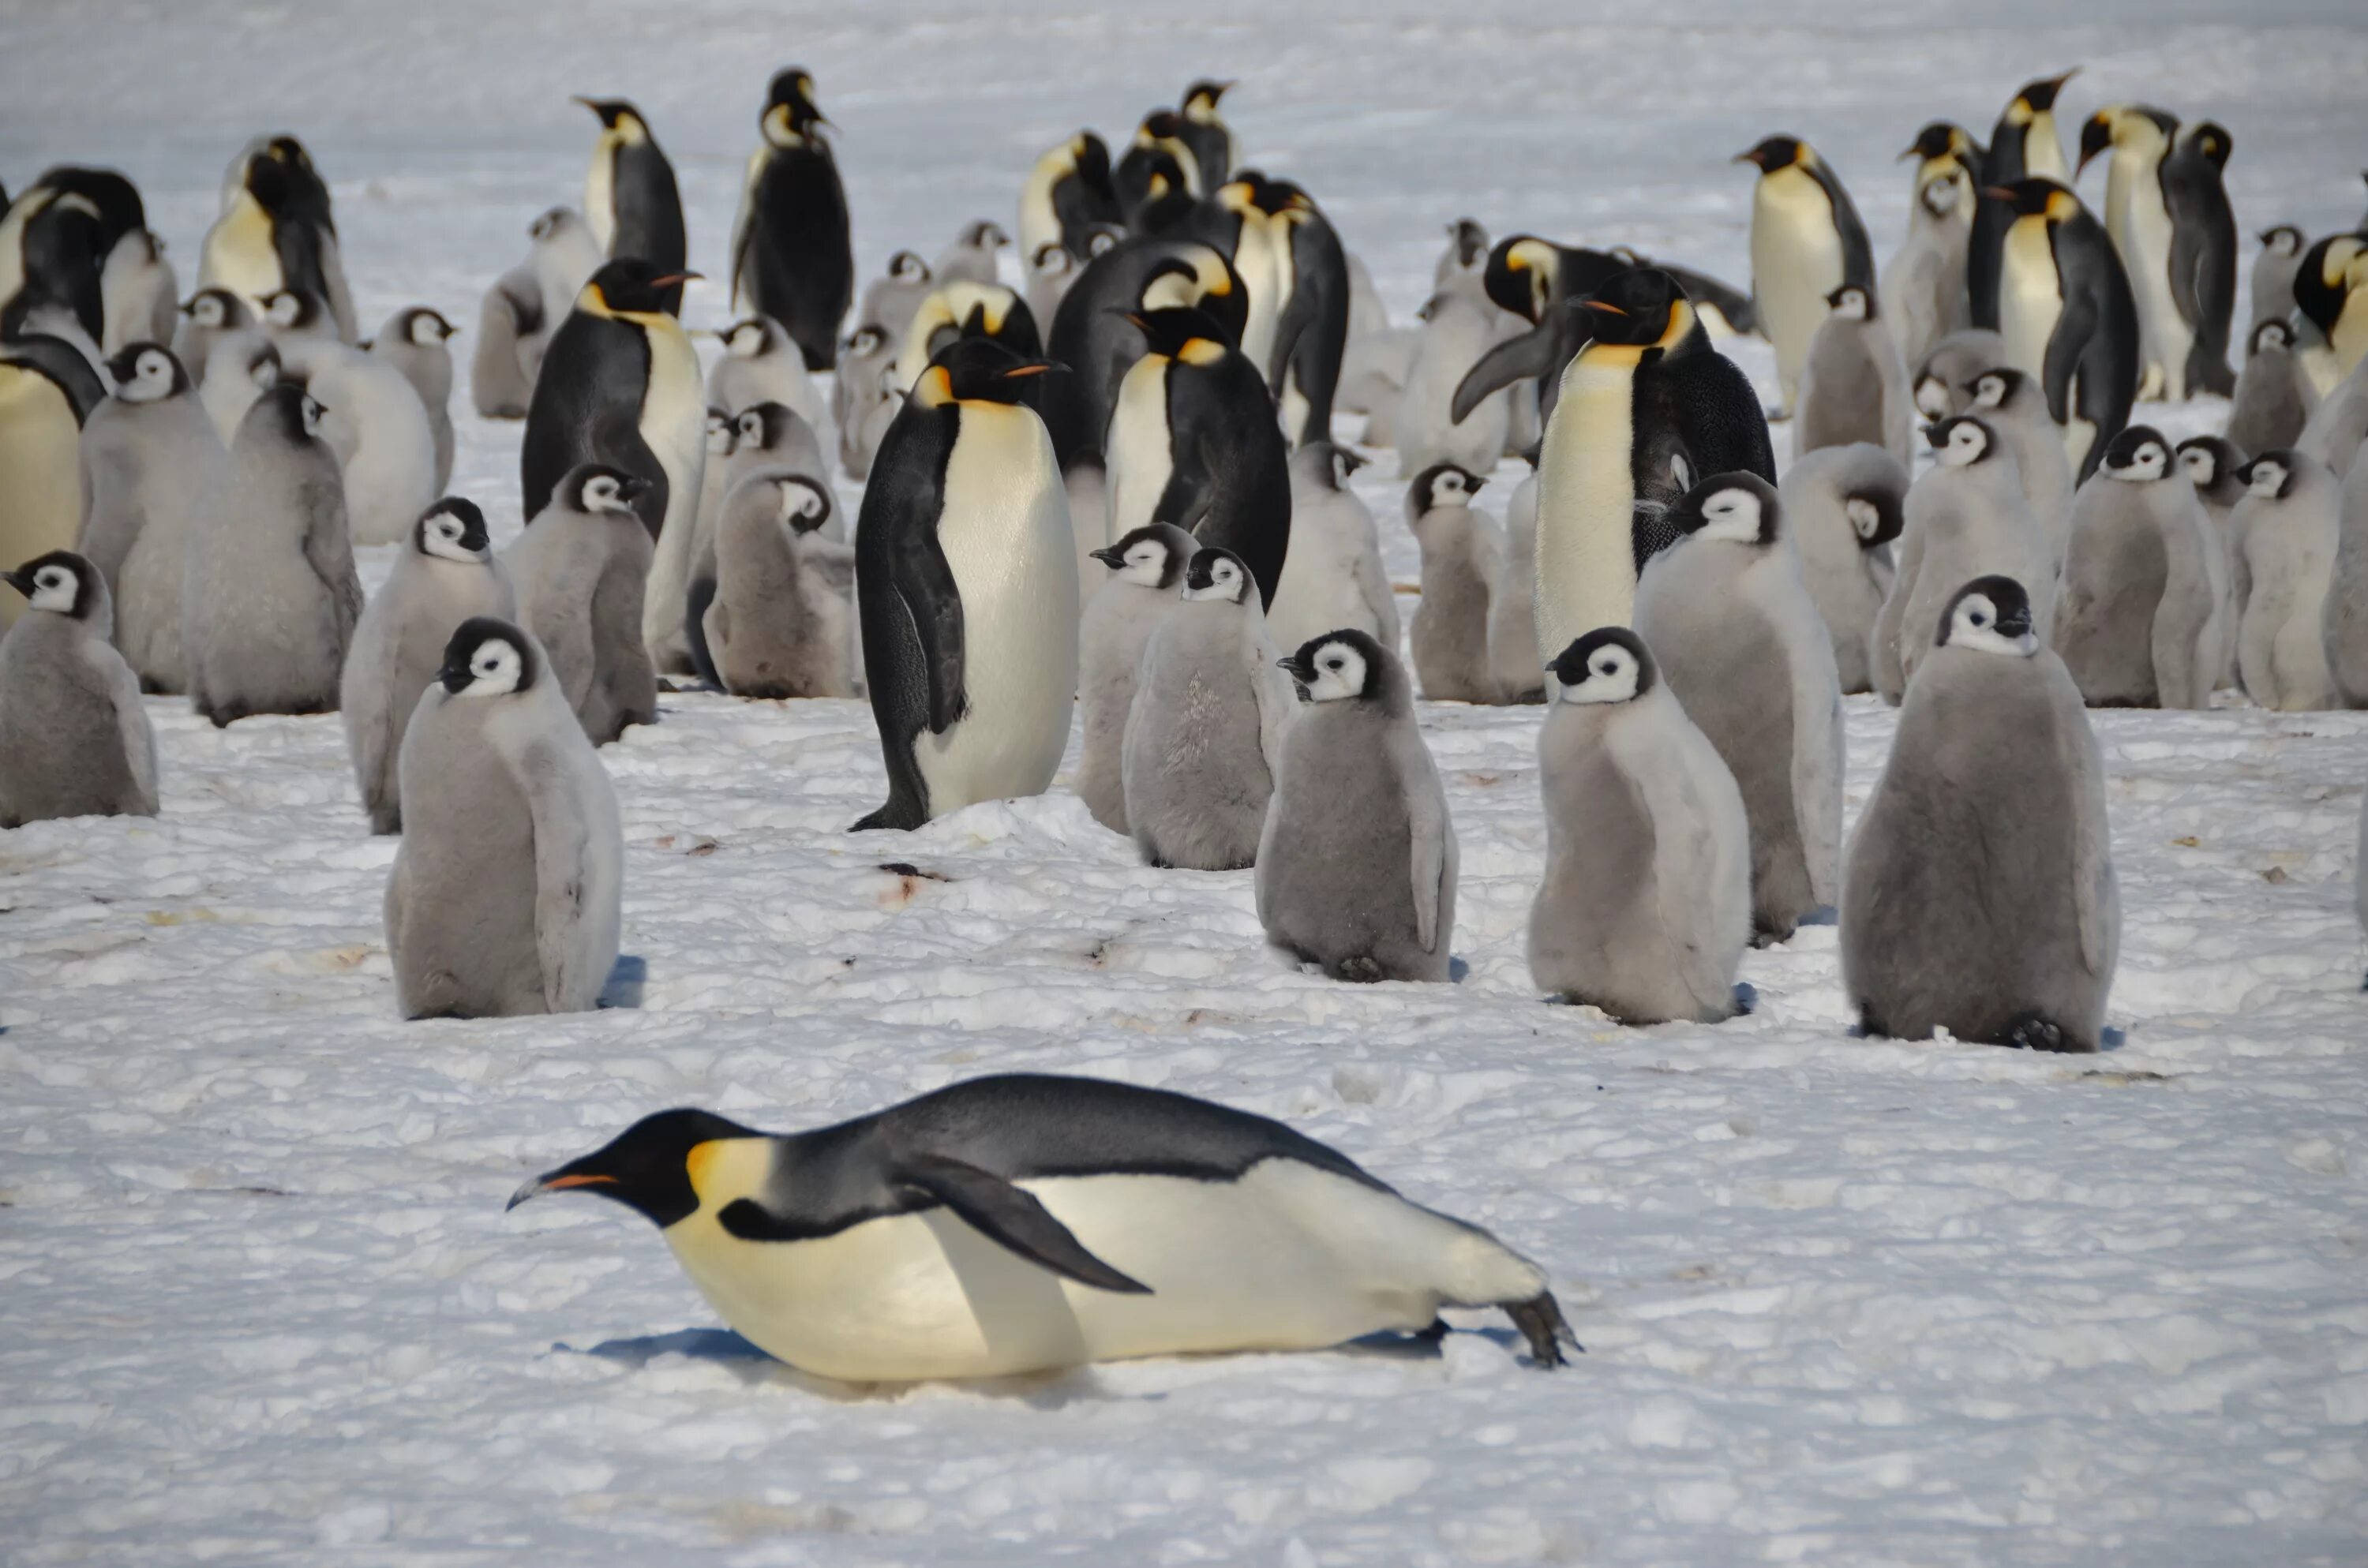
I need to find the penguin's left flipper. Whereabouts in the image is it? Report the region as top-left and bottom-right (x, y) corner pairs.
(1452, 317), (1562, 425)
(1503, 1291), (1582, 1369)
(2040, 294), (2099, 425)
(894, 1154), (1152, 1294)
(891, 543), (967, 732)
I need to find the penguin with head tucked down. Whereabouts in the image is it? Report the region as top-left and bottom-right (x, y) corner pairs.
(1253, 176), (1351, 448)
(1450, 235), (1707, 431)
(1268, 442), (1394, 657)
(2294, 233), (2368, 387)
(1911, 327), (2009, 421)
(575, 97), (687, 315)
(730, 68), (852, 371)
(1019, 133), (1121, 264)
(1969, 69), (2078, 331)
(1988, 178), (2139, 481)
(1883, 123), (1981, 372)
(1738, 134), (1875, 416)
(0, 169), (118, 353)
(200, 134), (357, 341)
(1781, 442), (1909, 694)
(890, 281), (1041, 396)
(706, 314), (825, 432)
(0, 551), (157, 828)
(2078, 107), (2236, 400)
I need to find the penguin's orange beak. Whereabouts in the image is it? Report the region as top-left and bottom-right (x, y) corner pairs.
(650, 272), (699, 289)
(1582, 301), (1628, 316)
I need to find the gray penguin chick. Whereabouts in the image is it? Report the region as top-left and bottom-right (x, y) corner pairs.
(2224, 318), (2317, 463)
(2051, 427), (2228, 710)
(699, 467), (855, 699)
(368, 306), (458, 492)
(1405, 462), (1504, 703)
(2231, 450), (2340, 711)
(1780, 442), (1907, 694)
(1486, 466), (1545, 703)
(1793, 284), (1914, 470)
(2318, 447), (2368, 707)
(1076, 522), (1196, 833)
(506, 463), (660, 745)
(78, 342), (225, 692)
(0, 552), (158, 827)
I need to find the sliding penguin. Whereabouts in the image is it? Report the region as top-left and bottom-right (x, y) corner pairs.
(1738, 135), (1875, 416)
(1019, 132), (1120, 263)
(1989, 178), (2138, 481)
(2078, 107), (2236, 399)
(576, 97), (687, 315)
(1882, 122), (1980, 372)
(0, 552), (158, 829)
(1969, 69), (2078, 331)
(730, 68), (852, 371)
(200, 135), (357, 341)
(852, 339), (1077, 831)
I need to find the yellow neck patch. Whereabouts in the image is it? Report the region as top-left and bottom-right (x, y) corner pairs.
(1178, 337), (1227, 367)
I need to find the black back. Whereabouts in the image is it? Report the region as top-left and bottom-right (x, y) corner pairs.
(1160, 342), (1293, 607)
(2044, 200), (2141, 483)
(1265, 182), (1351, 447)
(1043, 237), (1247, 470)
(1052, 133), (1121, 257)
(2162, 124), (2238, 396)
(740, 142), (852, 371)
(1, 335), (107, 422)
(609, 133), (688, 316)
(519, 306), (665, 539)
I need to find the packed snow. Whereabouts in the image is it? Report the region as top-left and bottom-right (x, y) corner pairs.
(6, 1), (2368, 1562)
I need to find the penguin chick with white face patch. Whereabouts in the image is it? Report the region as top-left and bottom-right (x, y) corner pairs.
(1882, 123), (1980, 373)
(197, 327), (279, 447)
(1779, 442), (1908, 694)
(1075, 522), (1197, 833)
(1965, 365), (2077, 557)
(658, 399), (834, 677)
(1527, 628), (1751, 1023)
(342, 499), (518, 833)
(1793, 284), (1914, 470)
(1872, 416), (2059, 704)
(275, 330), (439, 548)
(368, 306), (457, 492)
(1844, 576), (2117, 1052)
(78, 343), (223, 691)
(508, 1072), (1576, 1380)
(2321, 449), (2368, 708)
(935, 220), (1008, 288)
(2231, 451), (2341, 711)
(831, 322), (895, 479)
(698, 468), (854, 700)
(1911, 327), (2009, 421)
(1122, 547), (1294, 870)
(1268, 443), (1397, 657)
(1738, 134), (1875, 416)
(654, 406), (737, 676)
(2176, 433), (2250, 690)
(2225, 318), (2317, 462)
(0, 339), (99, 631)
(0, 552), (157, 827)
(506, 462), (659, 746)
(1486, 466), (1545, 703)
(2250, 225), (2310, 339)
(1404, 462), (1504, 703)
(2050, 427), (2228, 710)
(1635, 473), (1845, 942)
(1025, 241), (1079, 336)
(387, 618), (621, 1020)
(1259, 630), (1457, 982)
(171, 287), (251, 386)
(706, 315), (826, 432)
(184, 384), (361, 725)
(856, 251), (935, 346)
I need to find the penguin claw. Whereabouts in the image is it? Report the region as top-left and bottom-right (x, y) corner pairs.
(1504, 1293), (1580, 1369)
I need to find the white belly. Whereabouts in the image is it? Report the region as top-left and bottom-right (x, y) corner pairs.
(2123, 179), (2186, 396)
(0, 378), (84, 629)
(585, 147), (616, 256)
(1104, 356), (1173, 542)
(198, 196), (285, 310)
(1235, 221), (1283, 377)
(1999, 220), (2063, 385)
(637, 323), (710, 650)
(1751, 168), (1845, 406)
(1534, 350), (1641, 660)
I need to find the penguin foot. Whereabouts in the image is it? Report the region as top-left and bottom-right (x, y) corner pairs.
(1335, 956), (1385, 984)
(1414, 1318), (1452, 1344)
(1504, 1292), (1581, 1369)
(1998, 1014), (2084, 1053)
(852, 800), (925, 833)
(1729, 982), (1758, 1016)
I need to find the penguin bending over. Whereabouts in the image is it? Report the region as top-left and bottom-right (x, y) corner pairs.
(2050, 427), (2227, 709)
(2231, 451), (2341, 711)
(2225, 319), (2317, 460)
(730, 69), (852, 371)
(1739, 134), (1875, 416)
(1260, 630), (1457, 982)
(1075, 523), (1197, 833)
(507, 463), (659, 746)
(1882, 123), (1980, 373)
(77, 343), (223, 689)
(507, 1072), (1576, 1380)
(575, 97), (687, 314)
(1782, 443), (1908, 694)
(1395, 282), (1515, 480)
(199, 135), (356, 341)
(0, 552), (157, 828)
(1793, 283), (1913, 469)
(387, 618), (621, 1020)
(698, 467), (855, 700)
(1405, 462), (1504, 704)
(2325, 449), (2368, 707)
(368, 306), (457, 492)
(1988, 178), (2138, 482)
(1267, 443), (1395, 657)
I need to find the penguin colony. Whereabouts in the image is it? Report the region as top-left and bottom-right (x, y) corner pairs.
(4, 62), (2366, 1389)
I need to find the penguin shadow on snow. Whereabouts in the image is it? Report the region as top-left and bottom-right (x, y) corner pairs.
(563, 1328), (1133, 1408)
(1838, 1019), (2128, 1050)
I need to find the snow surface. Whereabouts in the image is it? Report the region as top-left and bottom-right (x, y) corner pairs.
(6, 1), (2368, 1562)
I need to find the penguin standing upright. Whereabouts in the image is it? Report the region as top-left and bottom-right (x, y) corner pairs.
(199, 135), (357, 341)
(1966, 366), (2078, 555)
(1394, 283), (1513, 479)
(1793, 283), (1914, 468)
(1266, 443), (1394, 657)
(1176, 80), (1237, 189)
(2226, 319), (2318, 459)
(1989, 178), (2139, 481)
(576, 97), (687, 315)
(0, 338), (103, 631)
(368, 306), (457, 492)
(276, 331), (439, 548)
(2078, 107), (2236, 400)
(2251, 226), (2310, 337)
(1254, 178), (1352, 447)
(1487, 465), (1545, 704)
(889, 282), (1042, 396)
(1404, 463), (1504, 705)
(172, 288), (252, 386)
(1018, 133), (1120, 264)
(1075, 522), (1197, 833)
(76, 343), (223, 689)
(2323, 450), (2368, 707)
(2050, 427), (2227, 710)
(730, 69), (852, 371)
(507, 465), (660, 746)
(706, 316), (825, 430)
(1043, 237), (1245, 469)
(699, 467), (855, 700)
(1531, 268), (1775, 661)
(1969, 70), (2078, 331)
(1739, 135), (1874, 416)
(1779, 443), (1909, 694)
(934, 221), (1008, 288)
(2231, 451), (2341, 711)
(1025, 242), (1081, 335)
(852, 339), (1077, 830)
(0, 552), (158, 828)
(1883, 123), (1982, 372)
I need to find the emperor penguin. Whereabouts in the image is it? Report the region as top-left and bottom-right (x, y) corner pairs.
(2250, 226), (2310, 337)
(386, 618), (622, 1020)
(1395, 283), (1515, 480)
(1845, 575), (2116, 1051)
(1872, 416), (2059, 703)
(1267, 443), (1396, 657)
(1779, 442), (1909, 694)
(507, 1072), (1576, 1379)
(1634, 473), (1845, 941)
(341, 499), (518, 833)
(1240, 176), (1352, 447)
(889, 281), (1042, 396)
(520, 260), (705, 570)
(1, 167), (156, 354)
(367, 306), (457, 492)
(654, 406), (736, 675)
(275, 330), (440, 548)
(730, 68), (852, 371)
(172, 287), (253, 385)
(197, 327), (280, 446)
(1042, 236), (1246, 469)
(706, 316), (825, 431)
(1988, 178), (2139, 481)
(2231, 450), (2341, 711)
(1177, 80), (1238, 189)
(1121, 546), (1293, 870)
(1405, 462), (1505, 705)
(698, 467), (856, 700)
(507, 463), (660, 745)
(832, 322), (896, 477)
(199, 135), (357, 341)
(2078, 107), (2237, 400)
(1527, 628), (1751, 1024)
(1103, 305), (1292, 608)
(2050, 426), (2227, 710)
(256, 283), (339, 349)
(1076, 522), (1197, 833)
(1025, 241), (1081, 336)
(852, 339), (1077, 831)
(0, 551), (157, 828)
(2290, 234), (2368, 387)
(77, 343), (223, 690)
(1486, 465), (1545, 703)
(1018, 133), (1120, 264)
(1738, 135), (1875, 416)
(935, 221), (1009, 288)
(2225, 318), (2317, 460)
(1531, 267), (1775, 661)
(2325, 448), (2368, 707)
(1966, 365), (2078, 555)
(1912, 327), (2010, 420)
(575, 97), (687, 314)
(1793, 283), (1914, 469)
(0, 339), (99, 631)
(183, 384), (362, 724)
(1260, 629), (1457, 982)
(857, 251), (935, 342)
(1969, 70), (2078, 331)
(1882, 122), (1981, 373)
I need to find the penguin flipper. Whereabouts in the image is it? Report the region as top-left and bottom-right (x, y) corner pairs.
(893, 1153), (1152, 1295)
(1672, 351), (1778, 482)
(892, 544), (967, 733)
(2039, 293), (2096, 428)
(1451, 319), (1562, 425)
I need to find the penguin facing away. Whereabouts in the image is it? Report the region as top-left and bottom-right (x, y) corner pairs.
(1018, 132), (1120, 263)
(1844, 575), (2117, 1053)
(2224, 318), (2317, 461)
(575, 97), (688, 314)
(77, 342), (223, 692)
(2250, 225), (2308, 336)
(1792, 283), (1914, 469)
(386, 618), (621, 1020)
(0, 551), (158, 828)
(507, 1072), (1576, 1381)
(367, 306), (457, 492)
(1075, 522), (1197, 833)
(1527, 628), (1752, 1024)
(198, 136), (358, 340)
(1267, 443), (1396, 658)
(731, 68), (852, 372)
(1738, 134), (1875, 417)
(698, 467), (855, 700)
(1395, 282), (1513, 481)
(2231, 451), (2341, 711)
(1260, 629), (1458, 983)
(1404, 462), (1504, 705)
(275, 329), (439, 548)
(507, 463), (660, 746)
(2049, 426), (2227, 710)
(1779, 442), (1908, 695)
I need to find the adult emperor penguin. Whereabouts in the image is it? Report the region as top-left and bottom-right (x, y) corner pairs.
(387, 617), (621, 1020)
(575, 97), (687, 315)
(2050, 426), (2227, 709)
(1527, 628), (1751, 1023)
(1260, 629), (1456, 982)
(852, 339), (1077, 831)
(2231, 450), (2341, 711)
(2078, 107), (2236, 400)
(1882, 123), (1981, 373)
(2226, 318), (2318, 459)
(0, 552), (157, 828)
(1780, 443), (1909, 694)
(184, 384), (362, 724)
(1405, 462), (1505, 705)
(2325, 449), (2368, 707)
(200, 135), (357, 341)
(1793, 283), (1914, 468)
(520, 259), (705, 567)
(889, 281), (1042, 396)
(0, 337), (103, 631)
(2291, 234), (2368, 387)
(1969, 70), (2078, 331)
(1075, 522), (1197, 833)
(1238, 175), (1351, 447)
(1122, 547), (1293, 870)
(1635, 473), (1844, 942)
(1531, 267), (1775, 661)
(730, 68), (852, 371)
(706, 315), (826, 431)
(1847, 574), (2119, 1051)
(342, 499), (518, 833)
(368, 306), (457, 492)
(697, 467), (856, 700)
(1988, 178), (2139, 481)
(0, 167), (134, 353)
(1103, 305), (1293, 608)
(1267, 443), (1395, 657)
(1966, 365), (2078, 555)
(1041, 236), (1246, 467)
(1018, 133), (1121, 264)
(1176, 80), (1238, 190)
(1738, 135), (1875, 417)
(77, 343), (223, 690)
(508, 1072), (1576, 1379)
(508, 464), (660, 746)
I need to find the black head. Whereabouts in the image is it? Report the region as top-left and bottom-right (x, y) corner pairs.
(559, 462), (649, 514)
(2175, 434), (2243, 492)
(1408, 462), (1486, 518)
(1071, 131), (1112, 191)
(394, 306), (457, 345)
(251, 381), (327, 445)
(1182, 80), (1233, 113)
(1575, 267), (1691, 349)
(2250, 317), (2294, 355)
(508, 1108), (764, 1229)
(1983, 178), (2078, 222)
(415, 497), (492, 560)
(1825, 283), (1875, 319)
(959, 219), (1009, 250)
(437, 616), (538, 698)
(2237, 451), (2302, 502)
(718, 316), (780, 357)
(733, 401), (806, 455)
(1182, 546), (1252, 604)
(32, 166), (145, 244)
(1090, 522), (1195, 590)
(2, 549), (99, 619)
(574, 96), (643, 132)
(1547, 627), (1654, 705)
(1736, 135), (1806, 172)
(765, 68), (825, 134)
(1293, 440), (1362, 492)
(2258, 224), (2303, 254)
(2185, 122), (2231, 172)
(260, 288), (327, 331)
(1939, 575), (2037, 654)
(1447, 217), (1489, 270)
(2100, 425), (2172, 481)
(1838, 467), (1907, 548)
(1278, 628), (1393, 705)
(585, 258), (696, 319)
(2014, 69), (2078, 114)
(1902, 122), (1977, 166)
(1125, 304), (1232, 361)
(915, 335), (1059, 407)
(1670, 471), (1781, 548)
(1969, 365), (2033, 411)
(1138, 108), (1191, 146)
(103, 342), (189, 402)
(1926, 414), (1999, 468)
(180, 287), (252, 330)
(1483, 236), (1557, 320)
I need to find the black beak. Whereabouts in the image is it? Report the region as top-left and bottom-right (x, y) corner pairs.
(1994, 604), (2033, 640)
(1090, 544), (1126, 567)
(438, 652), (474, 693)
(617, 475), (653, 503)
(1921, 423), (1949, 448)
(1, 570), (32, 597)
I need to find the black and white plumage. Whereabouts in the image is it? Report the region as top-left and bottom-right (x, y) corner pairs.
(1041, 236), (1246, 470)
(2050, 427), (2228, 710)
(199, 135), (357, 342)
(2078, 107), (2237, 401)
(1738, 134), (1875, 415)
(0, 551), (157, 828)
(470, 208), (603, 420)
(1965, 365), (2078, 557)
(274, 327), (438, 548)
(695, 467), (855, 700)
(77, 343), (223, 690)
(1018, 133), (1120, 264)
(1782, 443), (1908, 695)
(575, 98), (687, 315)
(729, 69), (852, 372)
(706, 315), (825, 431)
(1989, 178), (2139, 482)
(0, 336), (100, 630)
(1076, 522), (1196, 833)
(1969, 71), (2078, 331)
(506, 463), (659, 746)
(1910, 327), (2009, 421)
(1404, 462), (1504, 705)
